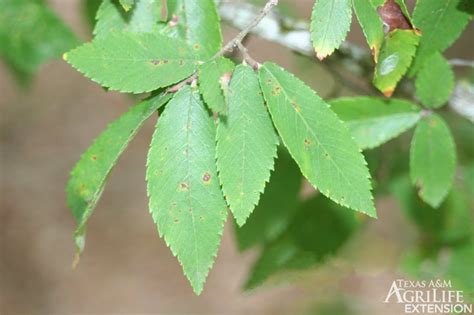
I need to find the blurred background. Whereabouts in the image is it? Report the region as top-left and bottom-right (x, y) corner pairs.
(1, 0), (473, 314)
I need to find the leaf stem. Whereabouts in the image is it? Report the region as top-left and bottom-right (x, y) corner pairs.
(213, 0), (279, 60)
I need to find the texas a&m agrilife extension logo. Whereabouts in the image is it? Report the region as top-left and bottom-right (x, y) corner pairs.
(384, 279), (473, 314)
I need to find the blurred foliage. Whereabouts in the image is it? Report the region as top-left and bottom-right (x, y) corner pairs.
(0, 0), (78, 83)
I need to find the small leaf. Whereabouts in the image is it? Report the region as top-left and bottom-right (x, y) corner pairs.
(64, 32), (198, 93)
(373, 29), (419, 96)
(0, 0), (78, 81)
(415, 52), (455, 108)
(119, 0), (135, 11)
(352, 0), (384, 59)
(146, 86), (227, 295)
(411, 0), (474, 74)
(198, 57), (235, 113)
(329, 97), (421, 149)
(410, 114), (456, 208)
(245, 195), (358, 290)
(310, 0), (352, 60)
(259, 62), (376, 217)
(94, 0), (163, 37)
(164, 0), (223, 59)
(235, 149), (302, 251)
(216, 64), (278, 226)
(67, 93), (172, 257)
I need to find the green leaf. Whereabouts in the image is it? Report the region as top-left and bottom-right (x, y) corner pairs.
(411, 0), (474, 74)
(415, 52), (455, 108)
(391, 175), (471, 244)
(64, 32), (198, 93)
(94, 0), (163, 37)
(259, 62), (376, 217)
(146, 86), (227, 295)
(235, 149), (302, 251)
(410, 114), (456, 208)
(0, 0), (78, 81)
(119, 0), (135, 11)
(164, 0), (223, 59)
(216, 64), (278, 226)
(352, 0), (384, 59)
(373, 29), (420, 96)
(245, 195), (358, 290)
(310, 0), (352, 60)
(329, 97), (421, 149)
(67, 93), (172, 257)
(198, 57), (235, 113)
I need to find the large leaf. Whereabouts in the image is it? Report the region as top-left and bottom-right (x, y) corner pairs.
(310, 0), (352, 60)
(146, 86), (227, 295)
(94, 0), (163, 37)
(410, 114), (456, 208)
(198, 57), (235, 114)
(235, 149), (302, 251)
(67, 93), (172, 257)
(411, 0), (474, 74)
(216, 64), (278, 226)
(329, 97), (421, 149)
(164, 0), (223, 59)
(0, 0), (78, 81)
(373, 29), (420, 96)
(259, 62), (376, 217)
(352, 0), (384, 59)
(64, 32), (198, 93)
(245, 196), (358, 290)
(415, 52), (455, 108)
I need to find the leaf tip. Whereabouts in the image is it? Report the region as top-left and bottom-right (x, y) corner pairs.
(383, 88), (395, 97)
(316, 50), (329, 61)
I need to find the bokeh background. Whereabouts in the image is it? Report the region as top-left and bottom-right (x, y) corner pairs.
(1, 0), (473, 314)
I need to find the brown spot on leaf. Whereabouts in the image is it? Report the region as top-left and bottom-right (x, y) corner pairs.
(150, 59), (160, 65)
(179, 182), (189, 191)
(271, 85), (281, 96)
(377, 0), (413, 33)
(202, 172), (211, 184)
(91, 155), (97, 161)
(304, 138), (311, 147)
(193, 43), (201, 50)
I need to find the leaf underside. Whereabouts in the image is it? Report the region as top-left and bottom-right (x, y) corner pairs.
(216, 64), (279, 226)
(259, 62), (376, 217)
(146, 86), (227, 295)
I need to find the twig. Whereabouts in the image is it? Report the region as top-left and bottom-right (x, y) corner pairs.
(213, 0), (279, 59)
(449, 58), (474, 68)
(236, 41), (260, 69)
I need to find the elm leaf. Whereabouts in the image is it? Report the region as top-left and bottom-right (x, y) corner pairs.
(67, 93), (172, 258)
(259, 62), (376, 217)
(415, 52), (455, 108)
(146, 86), (227, 295)
(373, 29), (419, 96)
(330, 97), (421, 149)
(198, 57), (235, 113)
(216, 64), (278, 226)
(64, 32), (198, 93)
(411, 0), (474, 74)
(310, 0), (352, 60)
(410, 114), (456, 208)
(353, 0), (384, 59)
